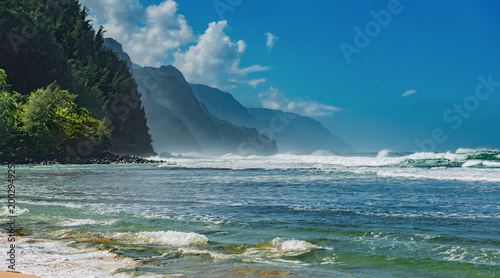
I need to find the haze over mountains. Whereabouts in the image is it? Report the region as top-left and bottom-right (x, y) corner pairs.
(191, 84), (352, 154)
(104, 38), (352, 155)
(134, 65), (277, 155)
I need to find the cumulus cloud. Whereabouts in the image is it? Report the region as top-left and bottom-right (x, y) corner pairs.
(81, 1), (269, 89)
(402, 90), (418, 97)
(266, 31), (278, 52)
(80, 0), (193, 66)
(173, 21), (270, 90)
(258, 87), (342, 117)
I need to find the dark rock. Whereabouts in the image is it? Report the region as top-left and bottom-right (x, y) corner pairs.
(0, 152), (165, 165)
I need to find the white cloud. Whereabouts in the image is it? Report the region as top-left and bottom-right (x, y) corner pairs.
(258, 87), (342, 117)
(237, 65), (271, 75)
(248, 78), (266, 88)
(81, 0), (269, 89)
(266, 31), (278, 52)
(80, 0), (193, 66)
(173, 21), (270, 90)
(87, 14), (100, 28)
(402, 90), (418, 97)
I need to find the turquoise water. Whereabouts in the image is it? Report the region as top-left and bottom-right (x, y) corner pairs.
(1, 150), (500, 277)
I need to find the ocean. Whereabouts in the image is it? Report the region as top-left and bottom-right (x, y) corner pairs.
(1, 148), (499, 277)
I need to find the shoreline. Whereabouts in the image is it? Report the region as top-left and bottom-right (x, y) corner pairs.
(0, 152), (165, 165)
(0, 271), (40, 278)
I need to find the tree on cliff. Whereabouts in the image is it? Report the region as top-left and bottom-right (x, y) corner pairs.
(0, 0), (155, 156)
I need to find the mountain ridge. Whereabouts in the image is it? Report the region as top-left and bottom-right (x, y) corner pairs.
(132, 66), (277, 155)
(191, 84), (353, 154)
(105, 37), (350, 155)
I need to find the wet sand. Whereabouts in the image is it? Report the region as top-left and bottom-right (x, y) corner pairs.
(0, 272), (40, 278)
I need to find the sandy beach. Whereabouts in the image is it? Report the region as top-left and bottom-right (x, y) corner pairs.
(0, 272), (40, 278)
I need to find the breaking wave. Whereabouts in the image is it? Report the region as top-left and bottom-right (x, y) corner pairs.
(56, 230), (209, 247)
(243, 237), (329, 258)
(156, 148), (500, 181)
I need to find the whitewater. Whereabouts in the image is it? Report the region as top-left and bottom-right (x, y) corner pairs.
(155, 148), (500, 182)
(1, 148), (499, 277)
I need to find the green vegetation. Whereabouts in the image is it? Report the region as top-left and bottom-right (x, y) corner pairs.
(0, 0), (154, 157)
(0, 70), (110, 157)
(0, 69), (25, 156)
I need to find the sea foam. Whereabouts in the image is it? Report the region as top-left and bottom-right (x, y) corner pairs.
(62, 230), (209, 247)
(156, 148), (500, 182)
(244, 237), (322, 258)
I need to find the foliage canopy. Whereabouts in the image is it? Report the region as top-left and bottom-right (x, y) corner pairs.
(0, 70), (111, 157)
(0, 0), (154, 157)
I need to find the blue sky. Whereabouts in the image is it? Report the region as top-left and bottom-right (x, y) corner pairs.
(81, 0), (500, 152)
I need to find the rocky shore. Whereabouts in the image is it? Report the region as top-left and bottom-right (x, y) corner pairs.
(0, 152), (165, 165)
